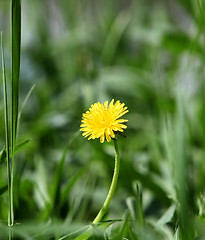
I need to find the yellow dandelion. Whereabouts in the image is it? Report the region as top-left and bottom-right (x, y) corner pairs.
(80, 99), (128, 143)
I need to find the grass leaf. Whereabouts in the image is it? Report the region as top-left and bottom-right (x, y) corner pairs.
(1, 31), (12, 226)
(10, 0), (21, 225)
(11, 0), (21, 149)
(14, 139), (30, 154)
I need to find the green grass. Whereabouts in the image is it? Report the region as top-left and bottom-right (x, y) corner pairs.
(1, 31), (12, 228)
(0, 0), (205, 239)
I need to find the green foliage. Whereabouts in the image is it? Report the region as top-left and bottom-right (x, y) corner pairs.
(0, 0), (205, 239)
(0, 146), (6, 164)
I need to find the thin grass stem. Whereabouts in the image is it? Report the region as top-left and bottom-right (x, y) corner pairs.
(1, 32), (12, 227)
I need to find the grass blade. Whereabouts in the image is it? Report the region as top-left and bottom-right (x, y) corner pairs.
(14, 139), (30, 154)
(1, 31), (12, 226)
(11, 0), (21, 146)
(11, 0), (21, 225)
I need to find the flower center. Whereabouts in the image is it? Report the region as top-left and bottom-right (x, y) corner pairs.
(99, 114), (112, 128)
(100, 118), (107, 125)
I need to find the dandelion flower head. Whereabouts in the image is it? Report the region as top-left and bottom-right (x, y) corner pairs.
(80, 99), (128, 143)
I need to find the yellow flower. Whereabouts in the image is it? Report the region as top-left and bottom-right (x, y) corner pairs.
(80, 99), (128, 143)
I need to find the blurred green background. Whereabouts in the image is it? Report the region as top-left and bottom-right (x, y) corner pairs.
(0, 0), (205, 239)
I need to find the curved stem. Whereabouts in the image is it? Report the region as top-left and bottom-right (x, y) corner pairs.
(93, 138), (120, 224)
(74, 139), (120, 240)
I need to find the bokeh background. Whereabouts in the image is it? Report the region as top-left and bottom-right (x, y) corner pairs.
(0, 0), (205, 239)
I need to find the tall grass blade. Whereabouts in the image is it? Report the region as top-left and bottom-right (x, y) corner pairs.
(11, 0), (21, 144)
(11, 0), (21, 225)
(1, 32), (12, 227)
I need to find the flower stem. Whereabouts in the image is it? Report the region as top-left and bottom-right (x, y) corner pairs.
(93, 138), (120, 224)
(74, 139), (120, 240)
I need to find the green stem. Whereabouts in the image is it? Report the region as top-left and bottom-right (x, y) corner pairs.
(1, 32), (12, 227)
(10, 159), (14, 225)
(74, 139), (120, 240)
(93, 138), (120, 224)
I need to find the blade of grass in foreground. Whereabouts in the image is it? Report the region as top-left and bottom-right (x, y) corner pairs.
(11, 0), (21, 225)
(1, 32), (12, 227)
